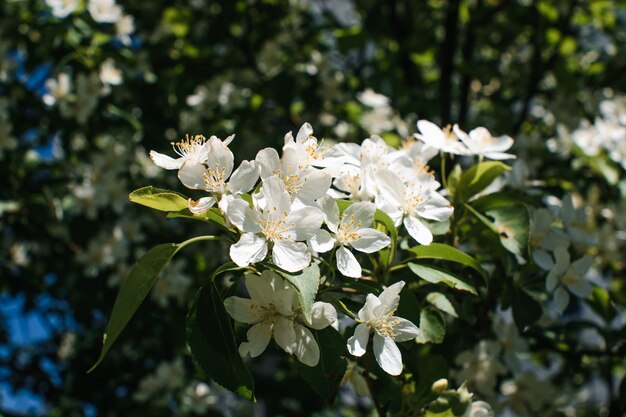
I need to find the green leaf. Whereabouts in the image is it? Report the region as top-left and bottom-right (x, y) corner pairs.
(298, 328), (347, 403)
(88, 243), (179, 372)
(408, 263), (477, 295)
(167, 207), (228, 228)
(415, 308), (446, 344)
(586, 287), (616, 323)
(278, 263), (321, 323)
(456, 161), (511, 203)
(486, 204), (530, 263)
(512, 288), (542, 331)
(129, 186), (189, 212)
(407, 243), (487, 281)
(425, 292), (458, 318)
(186, 282), (255, 400)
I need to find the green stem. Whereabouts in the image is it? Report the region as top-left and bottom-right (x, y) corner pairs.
(440, 151), (448, 190)
(178, 235), (231, 251)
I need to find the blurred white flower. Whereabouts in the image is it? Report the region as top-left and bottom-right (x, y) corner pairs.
(43, 73), (71, 106)
(545, 246), (593, 313)
(415, 120), (467, 155)
(45, 0), (79, 18)
(99, 59), (123, 90)
(88, 0), (123, 23)
(116, 15), (135, 45)
(453, 125), (515, 160)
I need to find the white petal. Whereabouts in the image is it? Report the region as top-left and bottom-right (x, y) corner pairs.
(287, 206), (324, 240)
(229, 233), (268, 267)
(375, 170), (405, 208)
(309, 229), (336, 253)
(533, 249), (554, 270)
(375, 281), (404, 317)
(245, 270), (276, 307)
(262, 176), (292, 213)
(294, 323), (320, 367)
(318, 196), (340, 232)
(178, 161), (207, 190)
(404, 215), (433, 245)
(272, 240), (311, 272)
(350, 228), (391, 253)
(392, 318), (420, 342)
(188, 197), (215, 214)
(206, 137), (234, 179)
(296, 122), (314, 144)
(274, 317), (297, 354)
(223, 296), (262, 324)
(307, 302), (338, 330)
(239, 322), (272, 358)
(484, 151), (516, 160)
(553, 287), (570, 314)
(255, 147), (281, 180)
(373, 334), (403, 375)
(228, 160), (258, 194)
(149, 150), (181, 170)
(358, 293), (382, 322)
(223, 134), (235, 146)
(298, 169), (332, 202)
(343, 201), (376, 228)
(336, 245), (362, 278)
(347, 323), (370, 357)
(226, 198), (261, 233)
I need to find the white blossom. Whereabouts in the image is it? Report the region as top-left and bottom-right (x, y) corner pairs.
(45, 0), (79, 18)
(310, 199), (390, 278)
(226, 176), (323, 272)
(545, 246), (593, 313)
(88, 0), (123, 23)
(415, 119), (468, 155)
(453, 125), (515, 160)
(347, 281), (419, 375)
(224, 270), (338, 366)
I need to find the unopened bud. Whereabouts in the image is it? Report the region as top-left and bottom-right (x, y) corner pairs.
(431, 378), (448, 392)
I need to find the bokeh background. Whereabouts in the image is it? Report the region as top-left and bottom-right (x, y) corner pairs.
(2, 0), (626, 416)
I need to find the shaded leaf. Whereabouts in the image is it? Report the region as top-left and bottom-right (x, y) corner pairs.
(408, 263), (477, 295)
(279, 263), (321, 323)
(512, 288), (542, 331)
(416, 308), (446, 344)
(456, 161), (511, 203)
(298, 327), (347, 403)
(408, 243), (487, 281)
(186, 282), (255, 400)
(89, 243), (179, 372)
(426, 292), (458, 318)
(486, 204), (530, 263)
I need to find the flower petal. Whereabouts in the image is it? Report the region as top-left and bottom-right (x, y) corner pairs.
(223, 296), (262, 324)
(373, 334), (403, 376)
(318, 196), (340, 232)
(245, 270), (276, 307)
(403, 215), (433, 245)
(272, 240), (311, 272)
(553, 287), (570, 314)
(307, 301), (338, 330)
(229, 233), (268, 267)
(255, 147), (281, 180)
(188, 196), (215, 214)
(178, 161), (207, 190)
(150, 150), (181, 170)
(294, 323), (320, 367)
(358, 293), (381, 322)
(375, 281), (404, 317)
(392, 317), (420, 342)
(350, 228), (391, 253)
(347, 323), (370, 357)
(287, 206), (324, 241)
(226, 198), (261, 233)
(298, 169), (332, 203)
(228, 160), (258, 194)
(343, 201), (376, 228)
(274, 317), (297, 354)
(336, 245), (362, 278)
(206, 137), (234, 179)
(309, 229), (336, 254)
(262, 176), (292, 213)
(239, 322), (272, 358)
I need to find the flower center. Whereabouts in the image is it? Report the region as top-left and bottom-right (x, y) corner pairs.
(274, 165), (306, 196)
(203, 163), (227, 193)
(258, 208), (293, 242)
(171, 134), (206, 159)
(368, 310), (401, 338)
(403, 190), (426, 214)
(336, 214), (363, 245)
